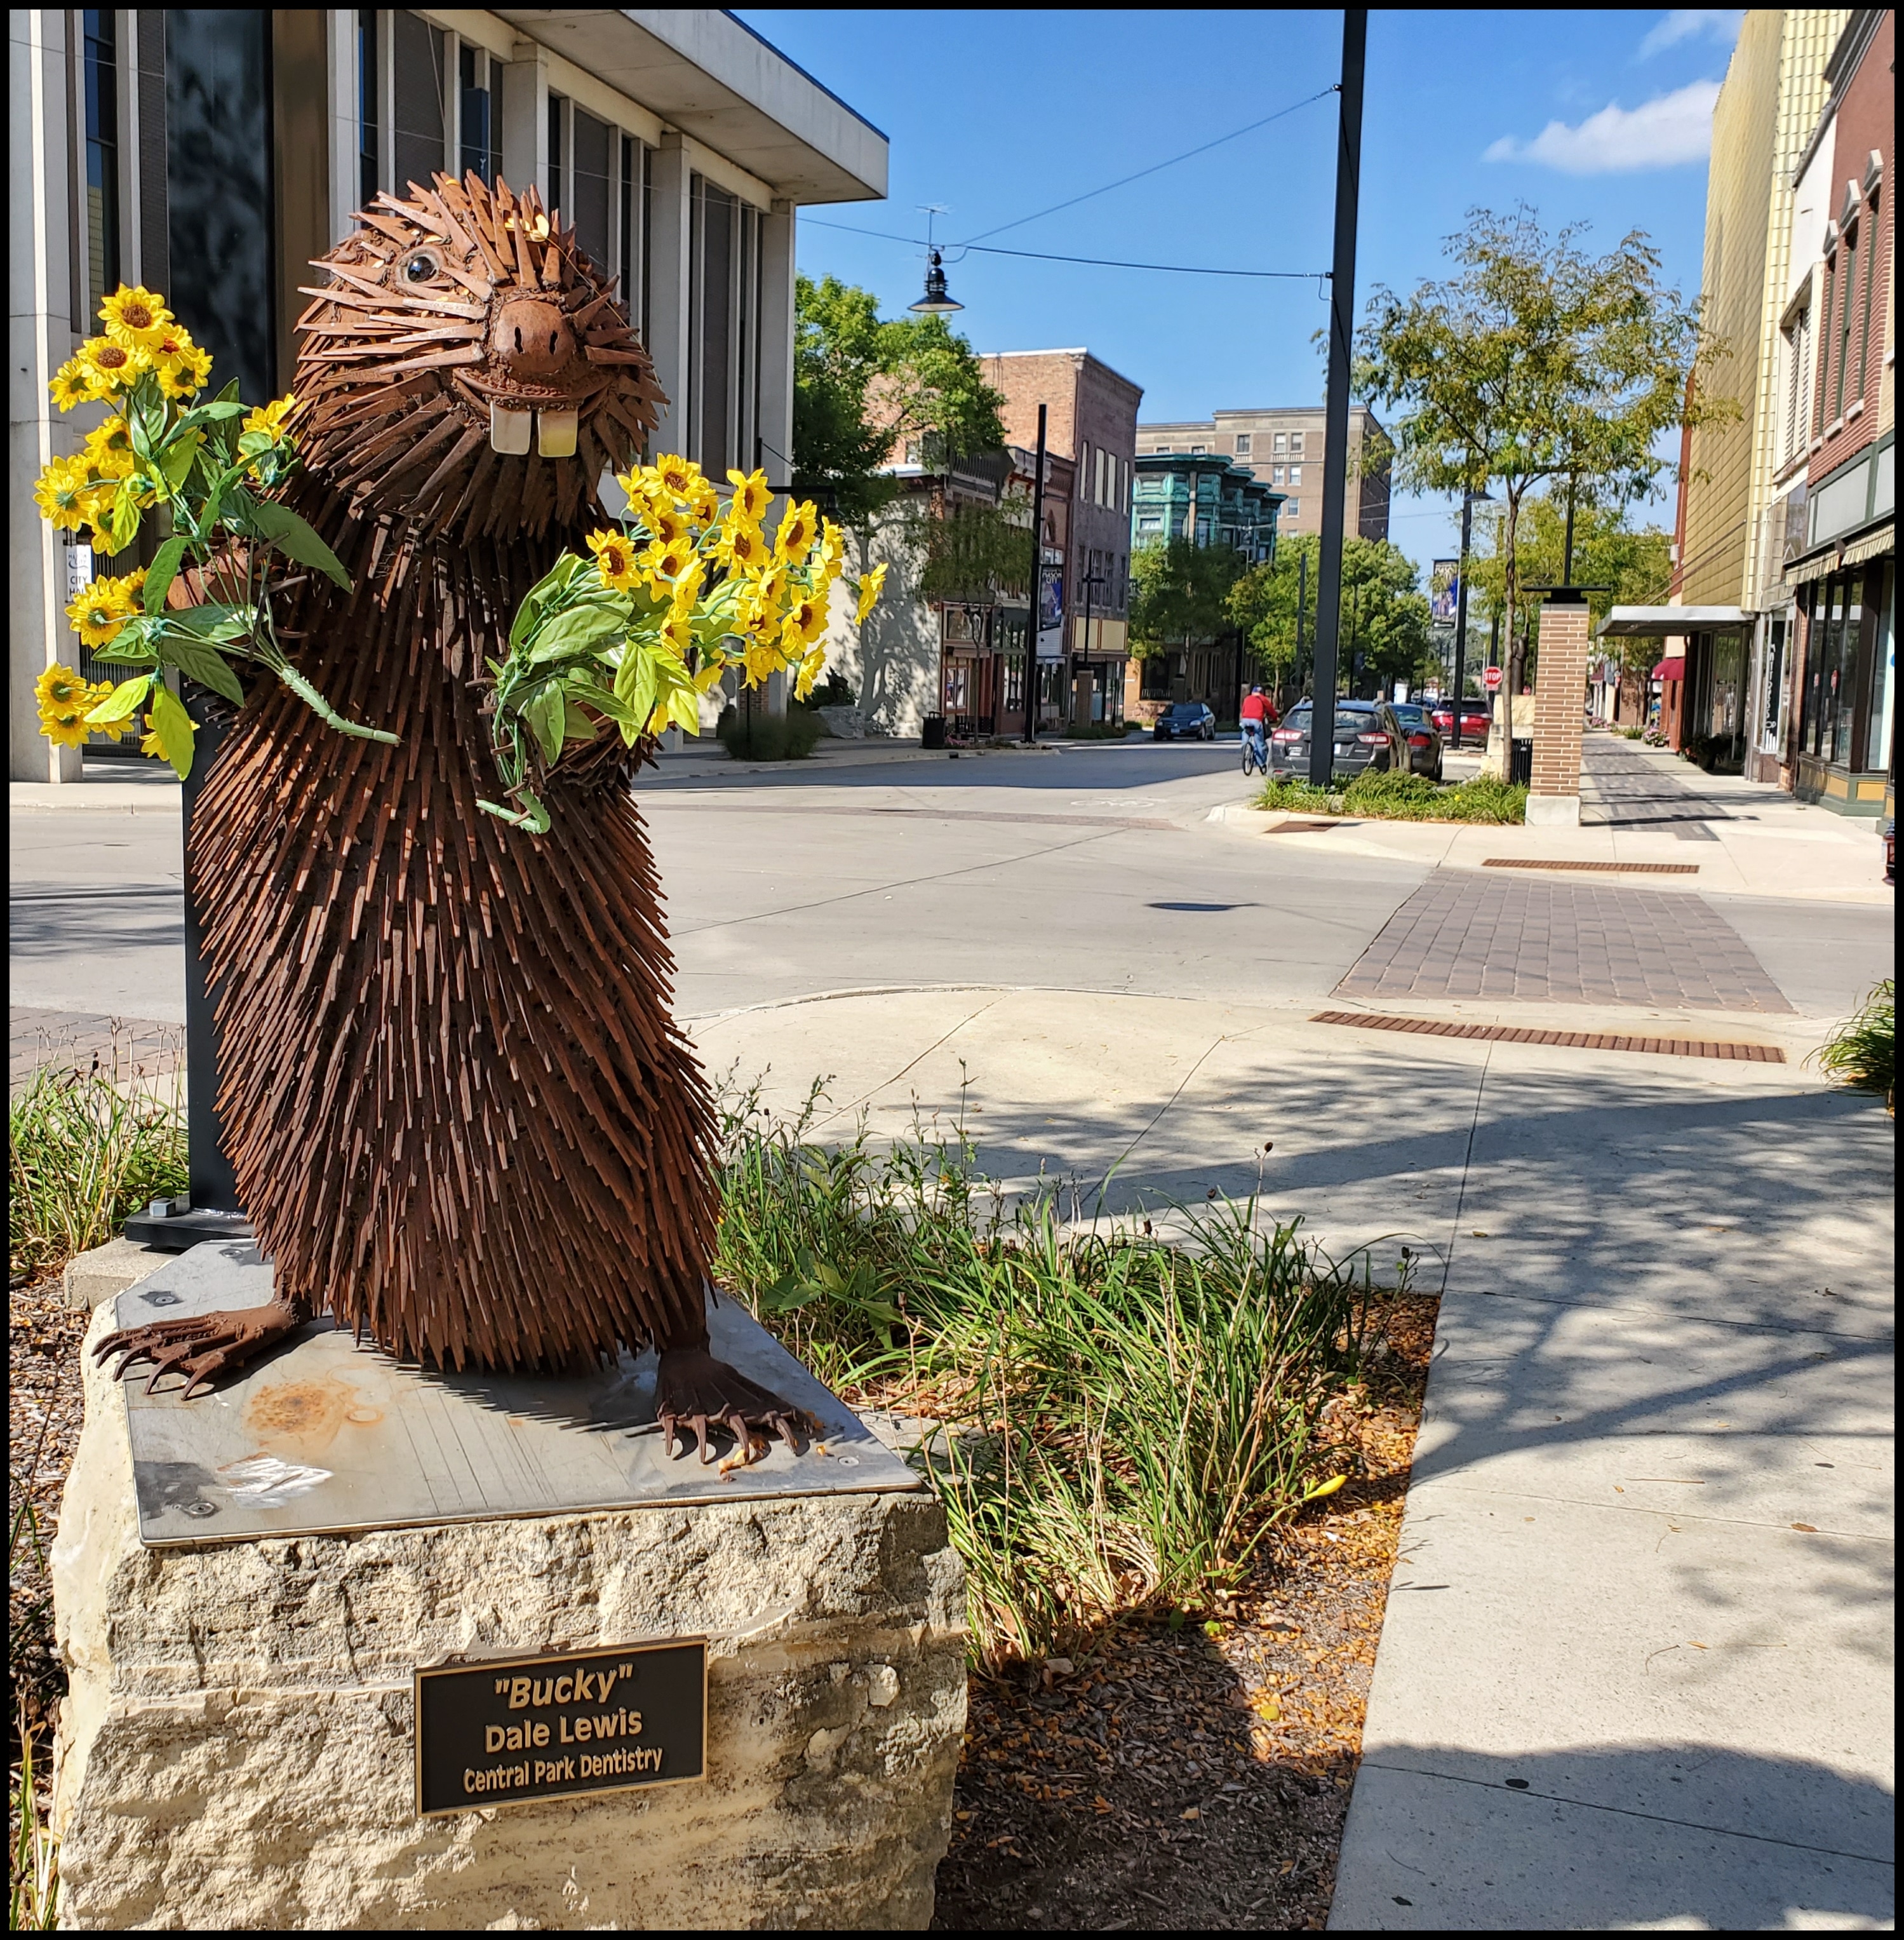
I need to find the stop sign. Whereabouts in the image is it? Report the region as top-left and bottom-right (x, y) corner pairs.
(1483, 665), (1503, 692)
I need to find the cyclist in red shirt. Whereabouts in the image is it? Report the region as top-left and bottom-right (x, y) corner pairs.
(1240, 685), (1277, 771)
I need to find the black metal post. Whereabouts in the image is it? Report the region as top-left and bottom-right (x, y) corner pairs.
(1308, 7), (1366, 786)
(1451, 490), (1475, 749)
(1023, 405), (1047, 744)
(1562, 476), (1577, 587)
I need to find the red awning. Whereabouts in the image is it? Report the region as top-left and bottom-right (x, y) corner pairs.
(1652, 656), (1685, 682)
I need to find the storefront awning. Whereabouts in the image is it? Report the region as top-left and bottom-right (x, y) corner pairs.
(1596, 605), (1753, 638)
(1652, 656), (1685, 682)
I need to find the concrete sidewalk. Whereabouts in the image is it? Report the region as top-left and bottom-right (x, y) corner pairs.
(693, 985), (1895, 1932)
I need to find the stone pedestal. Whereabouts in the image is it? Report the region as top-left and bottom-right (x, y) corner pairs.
(1529, 595), (1591, 819)
(51, 1279), (966, 1929)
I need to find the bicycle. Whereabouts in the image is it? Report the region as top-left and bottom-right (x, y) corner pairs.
(1240, 722), (1268, 776)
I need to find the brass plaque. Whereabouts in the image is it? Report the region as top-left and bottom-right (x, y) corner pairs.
(415, 1640), (706, 1817)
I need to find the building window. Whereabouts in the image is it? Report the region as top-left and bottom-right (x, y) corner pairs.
(1759, 617), (1786, 753)
(1289, 465), (1302, 487)
(1781, 304), (1811, 466)
(358, 11), (380, 206)
(571, 106), (612, 265)
(687, 176), (761, 478)
(81, 9), (120, 321)
(1290, 431), (1304, 454)
(1234, 433), (1251, 456)
(1856, 194), (1877, 400)
(1834, 225), (1858, 423)
(619, 134), (647, 327)
(1273, 432), (1287, 454)
(1137, 516), (1161, 534)
(1121, 457), (1129, 511)
(1285, 500), (1299, 520)
(392, 11), (446, 194)
(1190, 444), (1205, 454)
(548, 91), (565, 218)
(1815, 254), (1836, 436)
(458, 41), (499, 185)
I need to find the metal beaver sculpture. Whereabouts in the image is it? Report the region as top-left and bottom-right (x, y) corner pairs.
(97, 173), (810, 1462)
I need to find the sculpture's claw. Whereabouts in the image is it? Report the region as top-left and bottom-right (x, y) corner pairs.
(93, 1299), (307, 1399)
(655, 1346), (821, 1467)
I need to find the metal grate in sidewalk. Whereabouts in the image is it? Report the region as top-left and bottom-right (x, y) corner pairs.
(1310, 1009), (1785, 1062)
(1482, 858), (1700, 875)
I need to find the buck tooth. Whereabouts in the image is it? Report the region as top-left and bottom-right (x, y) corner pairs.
(537, 408), (579, 459)
(490, 402), (533, 454)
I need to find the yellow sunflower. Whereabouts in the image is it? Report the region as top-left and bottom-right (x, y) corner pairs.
(48, 358), (95, 412)
(774, 500), (819, 567)
(99, 285), (175, 351)
(742, 640), (780, 686)
(79, 337), (148, 393)
(855, 563), (888, 626)
(648, 453), (703, 504)
(794, 643), (826, 701)
(643, 501), (690, 547)
(782, 588), (829, 650)
(712, 518), (768, 577)
(817, 518), (845, 581)
(32, 457), (97, 531)
(139, 715), (166, 760)
(34, 664), (89, 713)
(587, 527), (641, 591)
(66, 586), (131, 649)
(147, 326), (210, 399)
(242, 393), (297, 441)
(638, 536), (696, 585)
(82, 417), (137, 480)
(726, 468), (772, 525)
(668, 557), (706, 617)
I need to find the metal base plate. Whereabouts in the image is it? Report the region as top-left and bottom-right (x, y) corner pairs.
(116, 1244), (920, 1548)
(120, 1206), (255, 1253)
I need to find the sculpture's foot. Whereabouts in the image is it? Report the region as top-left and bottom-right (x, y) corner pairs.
(655, 1345), (819, 1467)
(93, 1297), (309, 1400)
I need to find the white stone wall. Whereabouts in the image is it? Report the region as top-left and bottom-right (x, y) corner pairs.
(819, 509), (938, 740)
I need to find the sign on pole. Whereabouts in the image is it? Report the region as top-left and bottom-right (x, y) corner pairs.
(1483, 665), (1503, 692)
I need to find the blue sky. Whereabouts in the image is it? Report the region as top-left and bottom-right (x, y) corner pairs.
(736, 6), (1743, 578)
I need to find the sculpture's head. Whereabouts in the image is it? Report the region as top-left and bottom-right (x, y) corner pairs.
(292, 173), (664, 541)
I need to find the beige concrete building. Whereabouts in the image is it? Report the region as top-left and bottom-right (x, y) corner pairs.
(1136, 406), (1391, 541)
(1675, 8), (1847, 781)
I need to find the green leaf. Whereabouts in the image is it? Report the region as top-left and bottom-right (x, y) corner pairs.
(157, 633), (247, 705)
(561, 694), (604, 743)
(108, 480), (144, 549)
(523, 685), (566, 764)
(148, 683), (196, 779)
(526, 600), (629, 666)
(246, 501), (350, 589)
(175, 399), (249, 429)
(143, 537), (191, 614)
(158, 434), (201, 494)
(83, 674), (155, 725)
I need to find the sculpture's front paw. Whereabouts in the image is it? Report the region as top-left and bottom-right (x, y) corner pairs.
(655, 1346), (819, 1467)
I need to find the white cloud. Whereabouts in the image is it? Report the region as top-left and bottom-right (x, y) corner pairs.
(1484, 80), (1721, 175)
(1638, 10), (1743, 58)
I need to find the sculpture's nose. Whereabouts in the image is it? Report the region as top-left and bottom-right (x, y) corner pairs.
(491, 296), (575, 379)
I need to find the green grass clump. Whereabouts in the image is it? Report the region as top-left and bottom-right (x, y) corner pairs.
(1256, 770), (1526, 823)
(9, 1060), (186, 1284)
(712, 1081), (1375, 1665)
(1814, 979), (1893, 1100)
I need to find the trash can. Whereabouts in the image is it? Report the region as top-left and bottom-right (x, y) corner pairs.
(1510, 739), (1533, 786)
(922, 714), (947, 750)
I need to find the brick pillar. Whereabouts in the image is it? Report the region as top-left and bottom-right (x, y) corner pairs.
(1527, 595), (1589, 826)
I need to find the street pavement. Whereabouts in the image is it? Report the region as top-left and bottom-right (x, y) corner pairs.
(10, 731), (1896, 1927)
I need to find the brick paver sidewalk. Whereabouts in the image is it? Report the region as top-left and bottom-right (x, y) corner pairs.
(1336, 870), (1792, 1011)
(9, 1007), (184, 1093)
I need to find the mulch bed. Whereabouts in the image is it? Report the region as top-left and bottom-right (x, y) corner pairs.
(932, 1293), (1439, 1932)
(8, 1272), (1437, 1932)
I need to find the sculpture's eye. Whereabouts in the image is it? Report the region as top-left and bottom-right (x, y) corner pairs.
(403, 250), (443, 284)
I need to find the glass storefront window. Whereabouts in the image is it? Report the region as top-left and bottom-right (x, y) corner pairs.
(82, 10), (119, 320)
(1832, 581), (1863, 765)
(1865, 564), (1894, 776)
(1759, 617), (1785, 753)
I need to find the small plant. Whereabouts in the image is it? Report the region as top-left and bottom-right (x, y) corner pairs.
(716, 701), (826, 763)
(1256, 771), (1526, 823)
(1256, 775), (1341, 813)
(9, 1047), (186, 1283)
(10, 1702), (58, 1932)
(1814, 979), (1893, 1101)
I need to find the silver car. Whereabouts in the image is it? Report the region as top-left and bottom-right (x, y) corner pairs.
(1268, 700), (1442, 780)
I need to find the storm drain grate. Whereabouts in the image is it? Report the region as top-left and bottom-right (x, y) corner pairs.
(1264, 819), (1344, 834)
(1482, 858), (1700, 875)
(1310, 1009), (1784, 1062)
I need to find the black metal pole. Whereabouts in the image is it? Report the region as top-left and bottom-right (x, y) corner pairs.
(1451, 491), (1474, 749)
(1308, 7), (1366, 786)
(179, 694), (241, 1213)
(1023, 405), (1046, 744)
(1562, 476), (1577, 586)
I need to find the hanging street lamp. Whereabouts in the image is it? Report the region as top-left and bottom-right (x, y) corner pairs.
(909, 206), (963, 314)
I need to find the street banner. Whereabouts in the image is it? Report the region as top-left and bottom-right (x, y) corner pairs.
(1431, 558), (1459, 623)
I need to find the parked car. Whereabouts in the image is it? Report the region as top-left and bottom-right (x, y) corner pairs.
(1428, 699), (1492, 743)
(1269, 699), (1444, 781)
(1153, 701), (1217, 741)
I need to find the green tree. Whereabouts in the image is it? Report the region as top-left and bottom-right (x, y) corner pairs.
(1129, 537), (1245, 656)
(1357, 205), (1733, 703)
(792, 274), (1007, 527)
(1229, 534), (1431, 699)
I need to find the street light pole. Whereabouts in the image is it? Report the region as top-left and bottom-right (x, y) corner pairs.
(1308, 7), (1366, 786)
(1295, 546), (1308, 701)
(1022, 404), (1047, 744)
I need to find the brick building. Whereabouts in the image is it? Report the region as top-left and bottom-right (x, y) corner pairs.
(1136, 406), (1391, 541)
(980, 349), (1144, 729)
